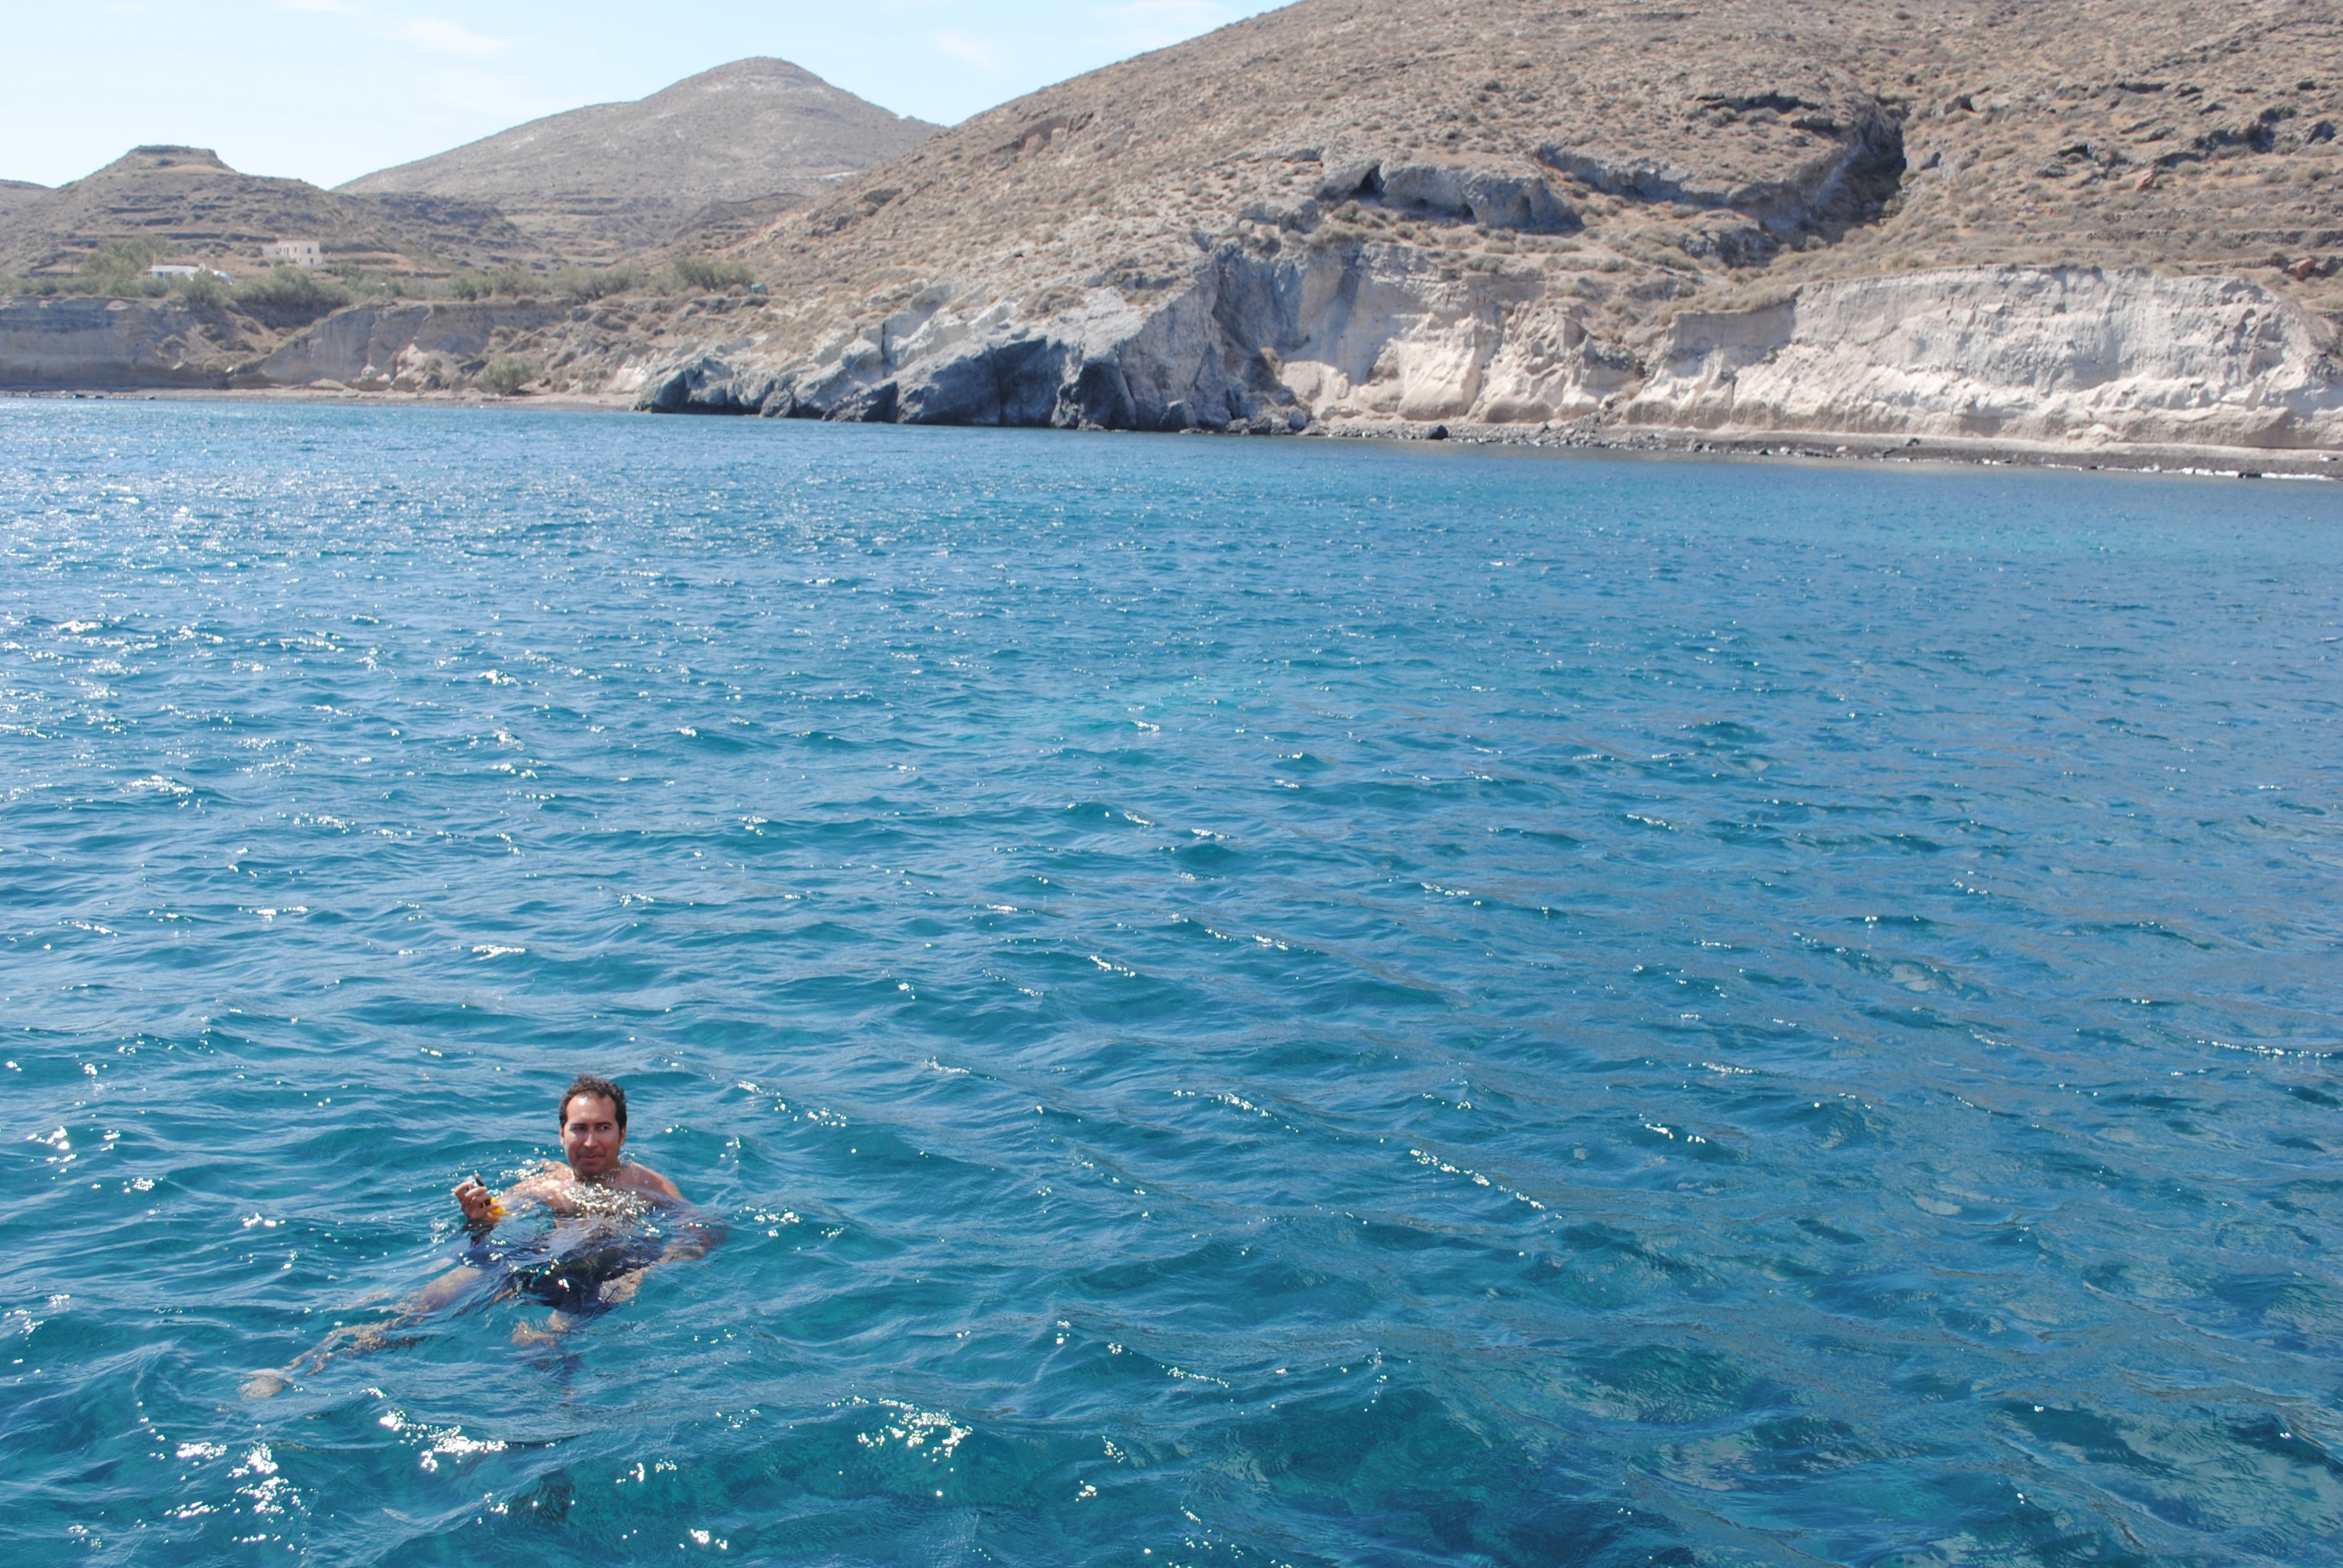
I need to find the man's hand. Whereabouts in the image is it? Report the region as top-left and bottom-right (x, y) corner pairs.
(453, 1175), (498, 1226)
(597, 1270), (643, 1307)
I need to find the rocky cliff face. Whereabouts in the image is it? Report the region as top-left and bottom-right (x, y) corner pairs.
(0, 296), (634, 395)
(1627, 267), (2343, 448)
(0, 295), (239, 388)
(634, 250), (2343, 453)
(252, 302), (576, 391)
(623, 0), (2343, 455)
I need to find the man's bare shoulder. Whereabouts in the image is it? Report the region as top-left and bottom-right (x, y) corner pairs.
(616, 1162), (683, 1202)
(505, 1168), (571, 1203)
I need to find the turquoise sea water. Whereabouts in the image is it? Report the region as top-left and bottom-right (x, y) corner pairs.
(2, 401), (2339, 1567)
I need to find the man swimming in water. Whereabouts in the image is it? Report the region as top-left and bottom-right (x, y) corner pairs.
(244, 1073), (713, 1396)
(447, 1073), (707, 1316)
(459, 1073), (677, 1216)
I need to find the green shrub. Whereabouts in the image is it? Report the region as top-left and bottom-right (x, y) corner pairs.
(479, 355), (536, 395)
(442, 262), (663, 302)
(88, 238), (168, 272)
(233, 267), (351, 327)
(546, 264), (651, 300)
(62, 240), (173, 298)
(670, 255), (755, 292)
(171, 270), (230, 308)
(447, 265), (538, 301)
(0, 242), (252, 302)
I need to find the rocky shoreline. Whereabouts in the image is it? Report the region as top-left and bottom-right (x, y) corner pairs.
(16, 382), (2334, 483)
(1317, 418), (2343, 479)
(15, 262), (2343, 476)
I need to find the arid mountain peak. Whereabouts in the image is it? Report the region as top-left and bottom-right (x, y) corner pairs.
(339, 57), (939, 262)
(108, 146), (237, 175)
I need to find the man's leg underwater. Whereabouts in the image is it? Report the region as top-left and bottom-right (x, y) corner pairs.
(241, 1265), (490, 1398)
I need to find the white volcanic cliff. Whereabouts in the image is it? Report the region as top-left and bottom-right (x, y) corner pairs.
(636, 250), (2343, 453)
(1625, 268), (2343, 448)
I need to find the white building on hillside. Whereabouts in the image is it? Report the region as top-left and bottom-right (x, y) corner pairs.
(264, 240), (322, 269)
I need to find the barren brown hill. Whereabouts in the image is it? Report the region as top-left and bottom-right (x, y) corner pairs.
(0, 145), (543, 278)
(340, 59), (938, 264)
(615, 0), (2343, 451)
(0, 179), (47, 224)
(744, 0), (2343, 315)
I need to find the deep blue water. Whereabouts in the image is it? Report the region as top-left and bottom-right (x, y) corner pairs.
(2, 400), (2341, 1568)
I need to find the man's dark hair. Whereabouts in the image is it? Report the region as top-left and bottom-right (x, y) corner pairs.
(559, 1073), (627, 1130)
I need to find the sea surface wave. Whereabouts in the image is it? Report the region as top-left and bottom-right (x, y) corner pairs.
(2, 402), (2339, 1567)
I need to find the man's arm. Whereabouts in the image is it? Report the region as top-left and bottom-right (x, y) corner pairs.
(623, 1162), (706, 1259)
(595, 1226), (717, 1303)
(594, 1170), (720, 1304)
(452, 1169), (563, 1226)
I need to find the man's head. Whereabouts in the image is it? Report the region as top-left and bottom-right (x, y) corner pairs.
(558, 1073), (628, 1179)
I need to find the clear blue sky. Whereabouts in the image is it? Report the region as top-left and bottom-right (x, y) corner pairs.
(2, 1), (1295, 190)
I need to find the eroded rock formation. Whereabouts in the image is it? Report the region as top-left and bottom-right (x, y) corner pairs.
(0, 295), (237, 389)
(1627, 268), (2343, 448)
(253, 302), (575, 392)
(634, 250), (2343, 453)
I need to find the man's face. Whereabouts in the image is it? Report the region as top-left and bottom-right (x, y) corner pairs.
(560, 1094), (626, 1178)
